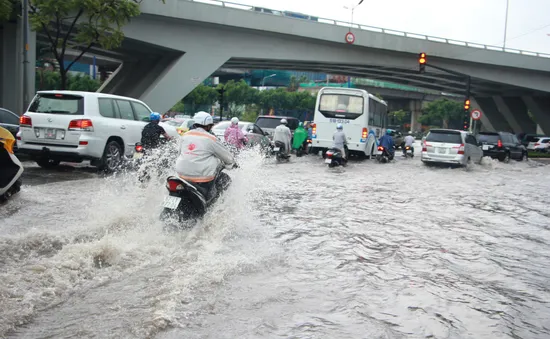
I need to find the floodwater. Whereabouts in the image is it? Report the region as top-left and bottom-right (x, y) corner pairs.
(1, 145), (549, 339)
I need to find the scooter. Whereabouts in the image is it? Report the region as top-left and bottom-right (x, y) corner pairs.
(0, 126), (23, 202)
(271, 141), (291, 162)
(160, 164), (235, 223)
(375, 146), (395, 163)
(324, 147), (347, 167)
(404, 145), (414, 158)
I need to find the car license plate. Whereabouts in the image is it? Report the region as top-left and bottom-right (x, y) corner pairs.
(406, 150), (412, 154)
(133, 152), (143, 159)
(436, 148), (445, 154)
(163, 196), (181, 210)
(482, 145), (490, 151)
(273, 147), (280, 152)
(45, 128), (56, 139)
(325, 158), (332, 164)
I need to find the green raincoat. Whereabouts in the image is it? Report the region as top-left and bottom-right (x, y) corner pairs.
(292, 123), (308, 149)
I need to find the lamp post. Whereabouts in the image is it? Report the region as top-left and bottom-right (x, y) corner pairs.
(503, 0), (510, 49)
(343, 0), (364, 33)
(22, 0), (30, 113)
(262, 73), (276, 87)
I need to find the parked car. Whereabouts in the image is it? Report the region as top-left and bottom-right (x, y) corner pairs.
(421, 129), (483, 167)
(0, 107), (20, 152)
(520, 133), (544, 147)
(477, 131), (528, 162)
(16, 90), (175, 172)
(255, 115), (300, 139)
(526, 136), (550, 152)
(212, 121), (270, 148)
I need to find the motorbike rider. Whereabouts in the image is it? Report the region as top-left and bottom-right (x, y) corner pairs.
(273, 118), (292, 156)
(141, 112), (172, 150)
(175, 111), (235, 199)
(332, 123), (348, 160)
(378, 129), (395, 158)
(292, 122), (308, 153)
(403, 130), (415, 155)
(224, 117), (248, 150)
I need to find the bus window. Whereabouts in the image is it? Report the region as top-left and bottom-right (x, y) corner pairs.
(319, 94), (364, 119)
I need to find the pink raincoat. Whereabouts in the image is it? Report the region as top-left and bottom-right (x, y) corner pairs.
(224, 124), (248, 149)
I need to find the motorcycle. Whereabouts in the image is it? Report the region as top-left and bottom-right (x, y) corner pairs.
(404, 145), (414, 158)
(160, 164), (234, 222)
(133, 137), (175, 182)
(375, 146), (394, 163)
(0, 126), (23, 202)
(271, 141), (291, 162)
(324, 147), (347, 167)
(295, 139), (311, 157)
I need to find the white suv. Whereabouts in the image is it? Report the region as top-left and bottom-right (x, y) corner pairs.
(17, 91), (167, 172)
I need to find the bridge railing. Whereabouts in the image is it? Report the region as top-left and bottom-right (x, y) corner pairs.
(188, 0), (550, 59)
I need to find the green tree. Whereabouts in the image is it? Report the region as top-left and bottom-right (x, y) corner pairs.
(170, 101), (185, 113)
(389, 109), (408, 125)
(288, 75), (308, 92)
(182, 83), (218, 110)
(28, 0), (145, 89)
(223, 80), (256, 107)
(418, 98), (463, 129)
(0, 0), (16, 23)
(35, 70), (101, 91)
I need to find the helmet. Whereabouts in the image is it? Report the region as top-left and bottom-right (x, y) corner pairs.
(409, 130), (413, 135)
(299, 122), (303, 127)
(231, 117), (239, 125)
(336, 123), (343, 130)
(150, 112), (161, 122)
(281, 119), (288, 125)
(193, 111), (214, 127)
(386, 129), (392, 135)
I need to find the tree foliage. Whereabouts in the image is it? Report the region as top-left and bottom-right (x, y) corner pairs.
(28, 0), (143, 89)
(288, 75), (308, 92)
(0, 0), (16, 23)
(183, 83), (219, 106)
(418, 98), (463, 129)
(35, 70), (101, 91)
(389, 109), (408, 125)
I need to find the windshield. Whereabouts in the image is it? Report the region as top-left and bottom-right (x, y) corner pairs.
(29, 93), (84, 115)
(426, 131), (462, 144)
(318, 94), (364, 119)
(477, 134), (500, 144)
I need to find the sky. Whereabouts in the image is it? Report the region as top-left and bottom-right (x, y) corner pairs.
(223, 0), (550, 54)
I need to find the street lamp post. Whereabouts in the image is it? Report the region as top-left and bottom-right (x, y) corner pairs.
(503, 0), (510, 49)
(22, 0), (30, 113)
(262, 73), (276, 87)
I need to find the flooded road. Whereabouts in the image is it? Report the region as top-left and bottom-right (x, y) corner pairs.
(1, 148), (549, 338)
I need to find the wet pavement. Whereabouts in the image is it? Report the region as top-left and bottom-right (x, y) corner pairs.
(1, 147), (549, 338)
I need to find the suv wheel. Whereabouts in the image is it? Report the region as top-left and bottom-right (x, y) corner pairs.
(99, 141), (123, 172)
(36, 158), (60, 168)
(501, 152), (510, 163)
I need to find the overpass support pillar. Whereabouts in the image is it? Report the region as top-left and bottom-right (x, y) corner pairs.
(522, 96), (550, 135)
(473, 97), (512, 132)
(409, 100), (422, 132)
(493, 96), (536, 134)
(0, 21), (36, 114)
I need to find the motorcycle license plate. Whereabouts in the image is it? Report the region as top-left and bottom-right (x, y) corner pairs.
(406, 150), (412, 154)
(325, 158), (332, 164)
(133, 152), (143, 159)
(163, 196), (181, 210)
(377, 150), (383, 155)
(273, 147), (280, 152)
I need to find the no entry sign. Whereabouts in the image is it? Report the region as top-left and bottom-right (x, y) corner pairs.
(345, 32), (355, 44)
(471, 109), (482, 121)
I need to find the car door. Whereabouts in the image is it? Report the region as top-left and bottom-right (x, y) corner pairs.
(113, 99), (140, 155)
(96, 97), (128, 153)
(510, 134), (523, 159)
(466, 134), (482, 163)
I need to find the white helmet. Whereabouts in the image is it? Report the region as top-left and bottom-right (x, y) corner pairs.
(193, 111), (214, 127)
(280, 119), (288, 125)
(336, 123), (343, 130)
(231, 117), (239, 125)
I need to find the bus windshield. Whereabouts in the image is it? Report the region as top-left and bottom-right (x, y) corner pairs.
(318, 94), (364, 120)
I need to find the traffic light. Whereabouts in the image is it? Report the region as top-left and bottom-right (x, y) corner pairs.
(463, 98), (471, 130)
(418, 53), (427, 73)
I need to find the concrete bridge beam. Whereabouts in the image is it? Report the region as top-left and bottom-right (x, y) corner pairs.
(522, 96), (550, 135)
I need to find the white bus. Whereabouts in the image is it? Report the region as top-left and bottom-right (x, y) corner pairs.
(310, 87), (389, 157)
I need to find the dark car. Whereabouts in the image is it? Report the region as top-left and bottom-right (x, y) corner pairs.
(477, 131), (527, 162)
(255, 115), (300, 139)
(388, 129), (405, 149)
(0, 108), (20, 152)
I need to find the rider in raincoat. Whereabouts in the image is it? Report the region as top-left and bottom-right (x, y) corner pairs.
(273, 119), (292, 155)
(291, 122), (308, 151)
(224, 117), (248, 150)
(378, 129), (395, 157)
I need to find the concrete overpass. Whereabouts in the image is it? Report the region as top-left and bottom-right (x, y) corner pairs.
(3, 0), (550, 134)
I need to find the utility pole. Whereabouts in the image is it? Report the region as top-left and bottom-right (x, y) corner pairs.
(22, 0), (30, 112)
(503, 0), (510, 49)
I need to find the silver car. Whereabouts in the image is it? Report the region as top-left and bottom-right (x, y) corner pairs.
(421, 129), (483, 166)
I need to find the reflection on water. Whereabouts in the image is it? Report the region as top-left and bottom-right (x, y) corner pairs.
(1, 148), (549, 338)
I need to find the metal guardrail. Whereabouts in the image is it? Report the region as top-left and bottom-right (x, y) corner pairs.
(188, 0), (550, 59)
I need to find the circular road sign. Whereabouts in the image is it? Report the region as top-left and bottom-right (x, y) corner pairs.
(345, 32), (355, 44)
(471, 109), (482, 121)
